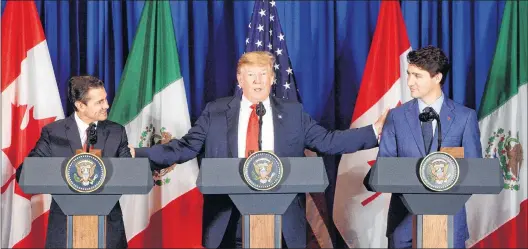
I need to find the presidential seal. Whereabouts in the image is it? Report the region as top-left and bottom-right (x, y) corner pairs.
(419, 152), (459, 191)
(242, 151), (283, 191)
(65, 153), (106, 193)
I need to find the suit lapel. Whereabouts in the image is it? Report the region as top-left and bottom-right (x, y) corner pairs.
(93, 121), (109, 153)
(431, 98), (456, 151)
(405, 99), (426, 156)
(270, 97), (287, 157)
(65, 115), (83, 154)
(226, 96), (241, 158)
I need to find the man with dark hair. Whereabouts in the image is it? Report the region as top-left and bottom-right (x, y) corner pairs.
(374, 46), (482, 248)
(16, 75), (131, 248)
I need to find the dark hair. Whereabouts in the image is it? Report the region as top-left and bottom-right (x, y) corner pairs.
(68, 76), (105, 111)
(407, 45), (450, 85)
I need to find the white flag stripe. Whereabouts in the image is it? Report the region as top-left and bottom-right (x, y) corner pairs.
(120, 79), (200, 241)
(334, 47), (412, 247)
(466, 84), (528, 247)
(1, 39), (64, 248)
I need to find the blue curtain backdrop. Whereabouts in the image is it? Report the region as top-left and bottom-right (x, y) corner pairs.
(1, 0), (506, 247)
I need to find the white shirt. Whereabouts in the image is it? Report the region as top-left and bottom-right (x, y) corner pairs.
(417, 93), (444, 136)
(237, 96), (274, 158)
(74, 112), (98, 146)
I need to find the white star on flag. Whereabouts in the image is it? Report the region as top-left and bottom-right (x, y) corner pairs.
(243, 0), (299, 101)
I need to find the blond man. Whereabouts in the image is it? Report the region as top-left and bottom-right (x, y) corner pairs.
(131, 51), (387, 248)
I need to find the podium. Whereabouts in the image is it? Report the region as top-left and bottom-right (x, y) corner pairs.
(197, 157), (328, 248)
(366, 148), (503, 248)
(18, 156), (153, 248)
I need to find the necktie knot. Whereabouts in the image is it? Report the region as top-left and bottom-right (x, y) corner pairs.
(250, 104), (257, 110)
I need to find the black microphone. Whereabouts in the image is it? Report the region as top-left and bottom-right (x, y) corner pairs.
(419, 107), (442, 151)
(256, 102), (266, 151)
(87, 123), (97, 152)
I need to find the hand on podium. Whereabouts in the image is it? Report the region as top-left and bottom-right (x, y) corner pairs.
(128, 145), (135, 158)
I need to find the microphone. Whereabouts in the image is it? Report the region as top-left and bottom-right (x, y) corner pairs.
(419, 107), (442, 151)
(87, 123), (97, 152)
(256, 102), (266, 151)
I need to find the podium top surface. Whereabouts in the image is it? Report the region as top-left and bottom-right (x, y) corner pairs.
(19, 157), (153, 195)
(197, 157), (329, 194)
(369, 157), (503, 194)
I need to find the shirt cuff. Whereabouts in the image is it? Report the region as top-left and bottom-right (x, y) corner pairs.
(372, 124), (379, 138)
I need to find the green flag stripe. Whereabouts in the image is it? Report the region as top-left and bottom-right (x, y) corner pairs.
(478, 1), (528, 120)
(109, 1), (182, 125)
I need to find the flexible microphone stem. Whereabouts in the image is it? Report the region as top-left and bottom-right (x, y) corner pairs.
(436, 116), (442, 151)
(256, 102), (266, 151)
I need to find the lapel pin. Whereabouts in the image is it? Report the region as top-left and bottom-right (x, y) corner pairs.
(278, 114), (282, 119)
(447, 116), (451, 121)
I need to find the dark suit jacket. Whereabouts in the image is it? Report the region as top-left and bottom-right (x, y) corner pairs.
(16, 114), (131, 248)
(376, 97), (481, 248)
(136, 95), (378, 248)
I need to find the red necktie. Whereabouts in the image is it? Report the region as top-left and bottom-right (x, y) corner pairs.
(245, 104), (259, 157)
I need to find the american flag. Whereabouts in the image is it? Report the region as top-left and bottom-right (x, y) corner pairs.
(243, 0), (300, 102)
(241, 1), (335, 248)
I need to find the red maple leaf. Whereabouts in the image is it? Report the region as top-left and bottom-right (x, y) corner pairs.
(2, 103), (55, 198)
(361, 160), (382, 206)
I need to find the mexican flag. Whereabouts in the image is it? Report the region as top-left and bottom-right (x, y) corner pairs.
(333, 1), (412, 247)
(108, 1), (203, 247)
(465, 1), (527, 247)
(1, 1), (64, 248)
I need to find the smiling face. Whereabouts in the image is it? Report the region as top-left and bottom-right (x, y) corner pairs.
(236, 51), (276, 104)
(406, 64), (443, 102)
(75, 87), (109, 123)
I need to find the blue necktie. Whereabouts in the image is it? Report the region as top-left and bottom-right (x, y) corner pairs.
(421, 108), (434, 154)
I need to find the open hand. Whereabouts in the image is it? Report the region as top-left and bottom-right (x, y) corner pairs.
(374, 108), (389, 137)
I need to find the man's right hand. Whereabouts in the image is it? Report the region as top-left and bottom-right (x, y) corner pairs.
(374, 108), (389, 138)
(128, 145), (135, 158)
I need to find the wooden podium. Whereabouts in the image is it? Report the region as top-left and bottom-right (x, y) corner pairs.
(18, 151), (153, 249)
(366, 147), (503, 248)
(412, 147), (464, 248)
(71, 148), (104, 248)
(197, 157), (329, 248)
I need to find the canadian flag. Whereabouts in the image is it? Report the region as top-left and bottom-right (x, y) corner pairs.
(333, 1), (413, 247)
(1, 1), (64, 248)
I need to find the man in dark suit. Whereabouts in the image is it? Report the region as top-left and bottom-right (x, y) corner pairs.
(130, 51), (389, 248)
(376, 46), (481, 248)
(16, 76), (131, 248)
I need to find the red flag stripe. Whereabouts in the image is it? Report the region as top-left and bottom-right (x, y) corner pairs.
(11, 211), (49, 248)
(127, 188), (204, 248)
(1, 0), (46, 91)
(471, 199), (528, 248)
(351, 1), (411, 123)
